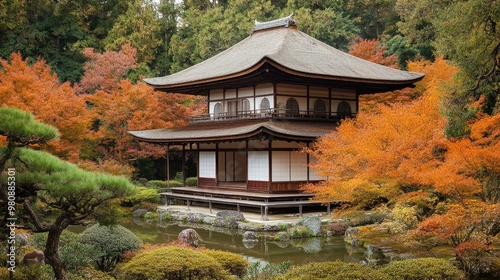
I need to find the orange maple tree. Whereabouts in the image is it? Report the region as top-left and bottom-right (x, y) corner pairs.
(0, 53), (91, 160)
(304, 57), (458, 207)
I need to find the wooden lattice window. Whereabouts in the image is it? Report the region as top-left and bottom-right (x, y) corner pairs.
(286, 98), (299, 115)
(313, 99), (326, 116)
(337, 101), (351, 118)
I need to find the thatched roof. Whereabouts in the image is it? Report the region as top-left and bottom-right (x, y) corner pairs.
(128, 119), (335, 144)
(145, 15), (423, 94)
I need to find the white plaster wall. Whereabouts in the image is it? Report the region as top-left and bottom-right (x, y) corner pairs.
(199, 151), (216, 178)
(225, 89), (237, 99)
(255, 83), (274, 96)
(248, 151), (269, 181)
(209, 89), (224, 100)
(238, 87), (253, 97)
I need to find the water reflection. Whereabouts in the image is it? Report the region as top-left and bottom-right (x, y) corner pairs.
(105, 218), (365, 265)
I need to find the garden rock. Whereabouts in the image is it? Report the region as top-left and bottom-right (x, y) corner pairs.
(365, 245), (388, 265)
(132, 208), (148, 218)
(178, 228), (204, 247)
(242, 231), (258, 241)
(344, 227), (360, 246)
(216, 210), (245, 221)
(22, 249), (45, 265)
(302, 215), (322, 236)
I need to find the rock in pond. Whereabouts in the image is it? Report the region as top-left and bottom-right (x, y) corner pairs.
(178, 228), (204, 247)
(302, 215), (322, 236)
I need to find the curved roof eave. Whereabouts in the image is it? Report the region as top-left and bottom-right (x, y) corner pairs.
(146, 57), (424, 93)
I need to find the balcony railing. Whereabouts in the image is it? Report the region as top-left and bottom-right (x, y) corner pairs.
(190, 109), (355, 123)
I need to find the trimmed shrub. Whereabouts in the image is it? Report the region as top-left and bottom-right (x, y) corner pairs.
(186, 177), (198, 186)
(78, 224), (143, 272)
(279, 261), (390, 280)
(244, 261), (292, 280)
(167, 180), (183, 188)
(380, 258), (465, 280)
(202, 249), (248, 277)
(145, 180), (169, 189)
(116, 246), (232, 280)
(31, 231), (98, 273)
(0, 264), (54, 280)
(121, 187), (160, 207)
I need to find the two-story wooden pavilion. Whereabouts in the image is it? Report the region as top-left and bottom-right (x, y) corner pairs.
(129, 15), (423, 217)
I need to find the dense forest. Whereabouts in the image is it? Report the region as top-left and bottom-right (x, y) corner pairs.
(0, 0), (499, 279)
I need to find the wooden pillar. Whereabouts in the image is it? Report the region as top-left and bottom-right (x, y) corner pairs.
(182, 144), (186, 187)
(306, 142), (310, 183)
(268, 139), (272, 193)
(215, 143), (219, 186)
(245, 140), (249, 189)
(166, 144), (170, 188)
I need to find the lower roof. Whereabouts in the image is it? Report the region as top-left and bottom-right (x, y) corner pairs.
(128, 119), (336, 144)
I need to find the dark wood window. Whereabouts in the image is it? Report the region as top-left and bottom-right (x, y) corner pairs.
(337, 101), (351, 118)
(241, 98), (250, 114)
(286, 97), (299, 116)
(228, 101), (238, 116)
(260, 97), (270, 113)
(313, 99), (326, 116)
(213, 102), (222, 117)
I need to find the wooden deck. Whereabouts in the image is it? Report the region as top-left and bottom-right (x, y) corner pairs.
(160, 187), (342, 221)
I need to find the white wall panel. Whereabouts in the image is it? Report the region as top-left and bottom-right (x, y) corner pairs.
(248, 151), (269, 181)
(290, 152), (307, 181)
(199, 151), (216, 178)
(272, 151), (290, 182)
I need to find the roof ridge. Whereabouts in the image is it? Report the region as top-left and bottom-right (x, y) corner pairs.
(253, 14), (296, 32)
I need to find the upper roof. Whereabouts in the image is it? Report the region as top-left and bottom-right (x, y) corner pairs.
(145, 15), (424, 94)
(128, 119), (336, 144)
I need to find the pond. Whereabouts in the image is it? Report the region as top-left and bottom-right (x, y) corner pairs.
(73, 218), (365, 266)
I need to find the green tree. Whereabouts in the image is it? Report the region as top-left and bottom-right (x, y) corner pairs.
(396, 0), (500, 137)
(104, 0), (162, 65)
(0, 108), (135, 280)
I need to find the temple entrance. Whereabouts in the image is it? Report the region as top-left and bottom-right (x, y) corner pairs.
(217, 151), (247, 183)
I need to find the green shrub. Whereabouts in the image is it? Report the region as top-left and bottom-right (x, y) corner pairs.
(68, 266), (116, 280)
(0, 264), (54, 280)
(279, 261), (390, 280)
(186, 177), (198, 186)
(386, 205), (419, 234)
(202, 249), (249, 277)
(145, 180), (169, 189)
(244, 261), (292, 280)
(31, 231), (98, 273)
(167, 180), (183, 188)
(78, 224), (143, 272)
(116, 246), (232, 280)
(380, 258), (465, 280)
(121, 187), (160, 207)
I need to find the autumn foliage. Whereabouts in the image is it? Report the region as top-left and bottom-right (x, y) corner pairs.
(306, 56), (499, 276)
(0, 53), (91, 160)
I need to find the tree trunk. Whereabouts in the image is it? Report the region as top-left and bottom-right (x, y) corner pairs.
(44, 228), (68, 280)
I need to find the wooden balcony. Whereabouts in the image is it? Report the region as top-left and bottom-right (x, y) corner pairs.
(190, 109), (355, 123)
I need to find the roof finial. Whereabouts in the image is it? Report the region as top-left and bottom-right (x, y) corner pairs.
(253, 14), (296, 32)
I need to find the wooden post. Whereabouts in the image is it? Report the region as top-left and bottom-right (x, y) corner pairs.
(166, 144), (170, 188)
(182, 144), (186, 187)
